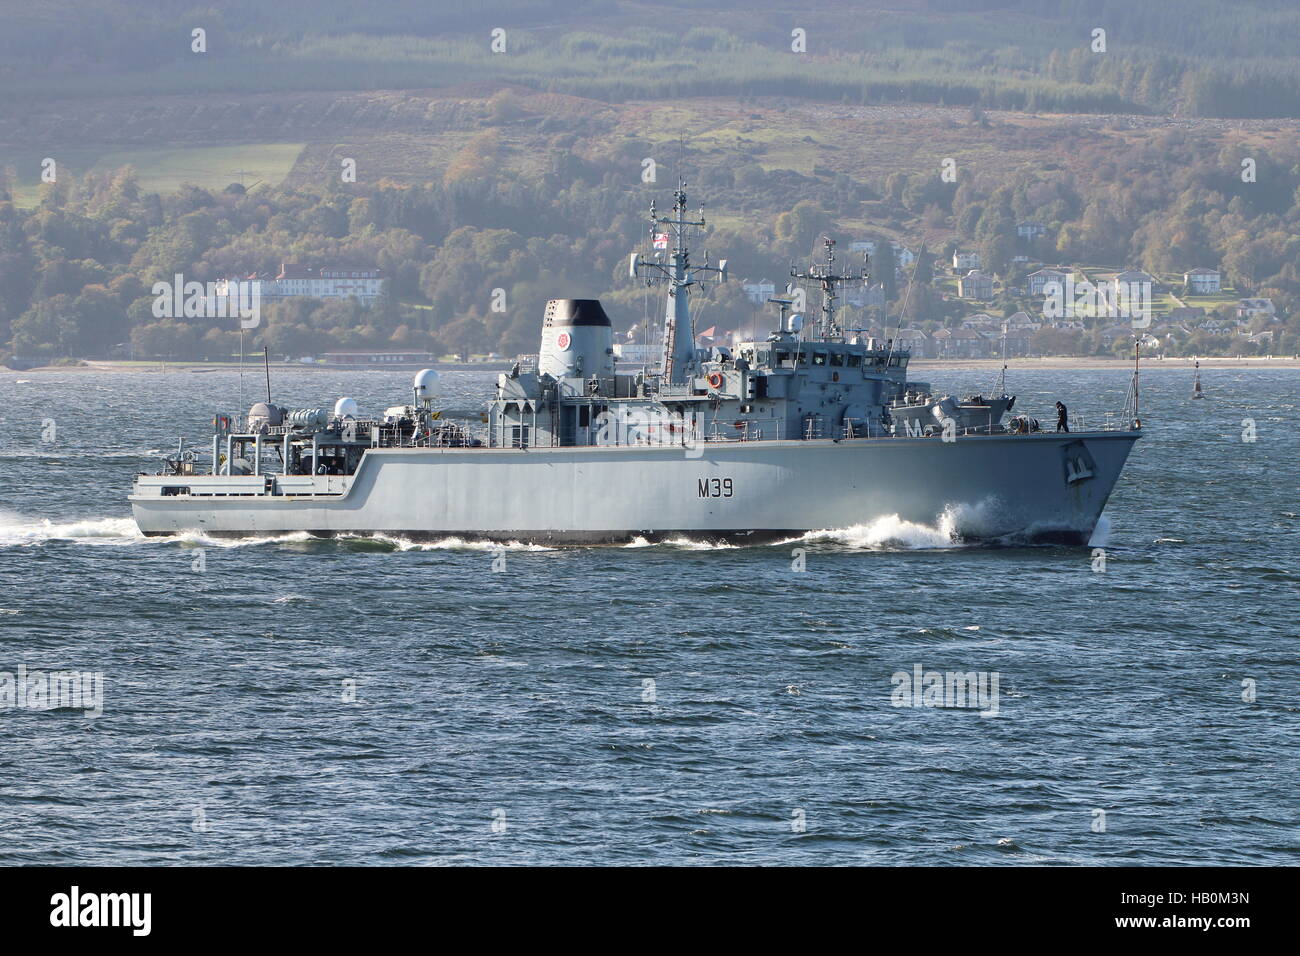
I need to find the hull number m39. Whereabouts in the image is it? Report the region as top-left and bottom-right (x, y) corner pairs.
(698, 477), (734, 498)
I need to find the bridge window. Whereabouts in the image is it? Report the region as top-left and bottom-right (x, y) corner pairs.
(846, 354), (862, 368)
(812, 352), (827, 366)
(829, 352), (844, 366)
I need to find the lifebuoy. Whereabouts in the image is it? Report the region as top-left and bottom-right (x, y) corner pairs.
(707, 371), (724, 389)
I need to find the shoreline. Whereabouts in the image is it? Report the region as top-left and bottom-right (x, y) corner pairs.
(4, 355), (1299, 374)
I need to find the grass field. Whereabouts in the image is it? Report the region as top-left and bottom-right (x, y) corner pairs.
(9, 142), (305, 207)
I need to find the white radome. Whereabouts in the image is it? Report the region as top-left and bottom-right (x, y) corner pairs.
(333, 397), (359, 419)
(413, 368), (440, 400)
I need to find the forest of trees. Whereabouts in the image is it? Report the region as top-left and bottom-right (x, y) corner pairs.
(5, 0), (1300, 119)
(2, 120), (1298, 363)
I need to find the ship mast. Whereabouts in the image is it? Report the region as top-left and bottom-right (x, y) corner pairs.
(629, 180), (727, 384)
(790, 237), (867, 342)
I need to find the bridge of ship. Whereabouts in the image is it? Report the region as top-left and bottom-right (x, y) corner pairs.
(491, 338), (915, 448)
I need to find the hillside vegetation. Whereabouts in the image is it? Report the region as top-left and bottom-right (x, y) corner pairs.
(4, 1), (1300, 118)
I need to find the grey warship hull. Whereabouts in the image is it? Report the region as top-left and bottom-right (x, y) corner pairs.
(132, 430), (1138, 546)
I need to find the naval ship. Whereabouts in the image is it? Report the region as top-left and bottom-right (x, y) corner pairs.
(131, 184), (1141, 545)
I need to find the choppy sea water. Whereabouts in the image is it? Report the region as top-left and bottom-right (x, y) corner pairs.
(0, 364), (1295, 865)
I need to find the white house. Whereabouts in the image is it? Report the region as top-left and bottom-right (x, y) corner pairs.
(843, 283), (887, 309)
(741, 278), (777, 306)
(1112, 269), (1154, 293)
(1028, 268), (1070, 296)
(1016, 221), (1047, 240)
(1237, 297), (1276, 320)
(262, 263), (385, 304)
(952, 251), (980, 270)
(1183, 268), (1221, 294)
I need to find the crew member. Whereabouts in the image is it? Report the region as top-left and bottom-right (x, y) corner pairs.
(1055, 401), (1069, 433)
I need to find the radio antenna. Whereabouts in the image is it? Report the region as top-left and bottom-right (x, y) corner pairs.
(263, 346), (272, 403)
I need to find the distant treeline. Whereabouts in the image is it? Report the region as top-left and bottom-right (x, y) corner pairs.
(2, 121), (1298, 363)
(4, 0), (1300, 118)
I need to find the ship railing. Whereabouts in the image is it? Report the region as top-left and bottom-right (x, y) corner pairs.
(697, 418), (781, 443)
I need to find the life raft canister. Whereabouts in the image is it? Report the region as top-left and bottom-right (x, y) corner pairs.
(707, 371), (724, 389)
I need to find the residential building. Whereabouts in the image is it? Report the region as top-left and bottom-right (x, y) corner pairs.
(1183, 268), (1221, 294)
(931, 327), (992, 358)
(952, 251), (980, 270)
(1111, 269), (1155, 295)
(893, 328), (930, 357)
(843, 283), (887, 309)
(1237, 297), (1276, 320)
(960, 312), (1000, 331)
(1005, 310), (1041, 331)
(321, 350), (434, 367)
(1027, 268), (1070, 296)
(958, 269), (994, 299)
(260, 263), (385, 305)
(741, 278), (777, 306)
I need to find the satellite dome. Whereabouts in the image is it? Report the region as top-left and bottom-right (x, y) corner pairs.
(413, 368), (439, 400)
(333, 397), (359, 419)
(247, 402), (283, 426)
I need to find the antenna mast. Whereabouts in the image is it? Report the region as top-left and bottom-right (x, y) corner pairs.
(629, 179), (728, 384)
(790, 237), (866, 343)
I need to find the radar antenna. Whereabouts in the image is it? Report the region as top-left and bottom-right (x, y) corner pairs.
(628, 180), (728, 384)
(790, 237), (867, 342)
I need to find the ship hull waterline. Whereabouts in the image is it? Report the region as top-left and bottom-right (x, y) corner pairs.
(131, 431), (1140, 547)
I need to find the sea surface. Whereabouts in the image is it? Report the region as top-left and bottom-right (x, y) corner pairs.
(0, 363), (1295, 865)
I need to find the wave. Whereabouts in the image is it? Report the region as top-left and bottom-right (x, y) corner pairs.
(795, 511), (963, 550)
(356, 534), (554, 552)
(622, 536), (738, 550)
(0, 511), (143, 547)
(0, 510), (317, 549)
